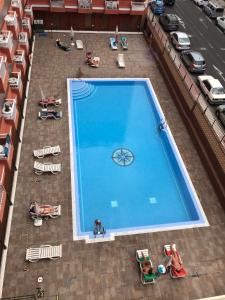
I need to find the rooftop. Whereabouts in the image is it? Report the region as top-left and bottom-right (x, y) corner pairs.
(2, 32), (225, 299)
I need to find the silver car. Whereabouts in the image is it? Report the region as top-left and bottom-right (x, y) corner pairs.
(216, 105), (225, 127)
(216, 16), (225, 33)
(170, 31), (191, 50)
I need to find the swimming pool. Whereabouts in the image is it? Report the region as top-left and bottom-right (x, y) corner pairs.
(67, 78), (208, 241)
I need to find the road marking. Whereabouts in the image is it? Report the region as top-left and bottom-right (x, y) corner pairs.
(175, 15), (186, 29)
(199, 18), (208, 29)
(216, 27), (223, 34)
(206, 17), (212, 23)
(208, 42), (214, 49)
(220, 48), (225, 51)
(199, 47), (207, 50)
(212, 64), (225, 82)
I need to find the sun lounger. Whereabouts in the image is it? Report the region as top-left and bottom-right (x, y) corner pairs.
(33, 145), (61, 158)
(56, 39), (71, 51)
(26, 244), (62, 262)
(29, 202), (61, 220)
(121, 36), (128, 50)
(34, 161), (61, 175)
(76, 40), (83, 49)
(164, 244), (187, 278)
(136, 249), (158, 284)
(117, 54), (125, 68)
(110, 37), (118, 50)
(38, 109), (62, 120)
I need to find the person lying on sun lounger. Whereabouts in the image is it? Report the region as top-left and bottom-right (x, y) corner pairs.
(56, 38), (71, 51)
(141, 255), (153, 275)
(164, 244), (187, 278)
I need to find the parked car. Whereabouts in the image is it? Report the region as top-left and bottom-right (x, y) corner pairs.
(193, 0), (208, 7)
(197, 75), (225, 105)
(150, 0), (164, 15)
(202, 2), (224, 19)
(164, 0), (175, 6)
(159, 14), (179, 31)
(216, 105), (225, 127)
(170, 31), (191, 50)
(215, 16), (225, 33)
(180, 50), (206, 74)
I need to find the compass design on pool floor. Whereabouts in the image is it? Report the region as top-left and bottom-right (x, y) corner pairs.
(112, 148), (134, 166)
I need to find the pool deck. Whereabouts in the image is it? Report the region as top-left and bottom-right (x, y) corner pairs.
(2, 32), (225, 299)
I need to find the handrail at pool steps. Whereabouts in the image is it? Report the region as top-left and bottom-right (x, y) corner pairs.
(145, 8), (225, 209)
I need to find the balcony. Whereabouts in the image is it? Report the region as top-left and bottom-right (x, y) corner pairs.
(0, 31), (13, 50)
(1, 100), (16, 120)
(8, 72), (21, 89)
(18, 32), (28, 44)
(13, 50), (24, 64)
(0, 134), (11, 159)
(4, 11), (17, 26)
(130, 1), (146, 14)
(22, 18), (30, 28)
(105, 0), (118, 13)
(78, 0), (92, 12)
(11, 0), (22, 8)
(24, 5), (34, 17)
(50, 0), (65, 9)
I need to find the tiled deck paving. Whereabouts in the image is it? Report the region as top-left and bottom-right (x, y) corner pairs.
(2, 33), (225, 299)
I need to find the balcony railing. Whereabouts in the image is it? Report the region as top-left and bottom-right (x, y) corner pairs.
(0, 134), (11, 159)
(50, 0), (64, 7)
(4, 11), (17, 26)
(131, 1), (146, 10)
(0, 31), (13, 49)
(8, 72), (21, 88)
(2, 99), (16, 120)
(11, 0), (22, 8)
(78, 0), (92, 8)
(13, 50), (24, 64)
(22, 18), (30, 28)
(105, 0), (118, 9)
(18, 32), (28, 44)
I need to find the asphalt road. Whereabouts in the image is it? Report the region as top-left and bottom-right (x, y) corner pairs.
(164, 0), (225, 83)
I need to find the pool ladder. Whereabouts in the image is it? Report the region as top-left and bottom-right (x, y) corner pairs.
(72, 81), (96, 100)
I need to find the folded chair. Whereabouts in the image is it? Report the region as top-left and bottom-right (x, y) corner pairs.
(117, 54), (125, 68)
(164, 244), (187, 278)
(34, 161), (61, 175)
(26, 244), (62, 262)
(136, 249), (158, 284)
(76, 40), (84, 49)
(33, 145), (61, 158)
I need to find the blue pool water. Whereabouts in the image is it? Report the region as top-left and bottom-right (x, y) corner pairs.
(68, 79), (207, 239)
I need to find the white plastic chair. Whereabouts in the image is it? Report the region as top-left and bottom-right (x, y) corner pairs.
(26, 244), (62, 262)
(33, 145), (61, 158)
(34, 161), (61, 175)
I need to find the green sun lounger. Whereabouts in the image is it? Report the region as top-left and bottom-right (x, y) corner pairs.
(121, 36), (128, 50)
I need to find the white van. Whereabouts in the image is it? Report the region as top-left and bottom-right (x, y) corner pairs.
(203, 2), (224, 19)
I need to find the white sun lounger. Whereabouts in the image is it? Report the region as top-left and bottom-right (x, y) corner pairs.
(117, 54), (125, 68)
(26, 244), (62, 262)
(33, 145), (61, 158)
(34, 161), (61, 175)
(76, 40), (83, 49)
